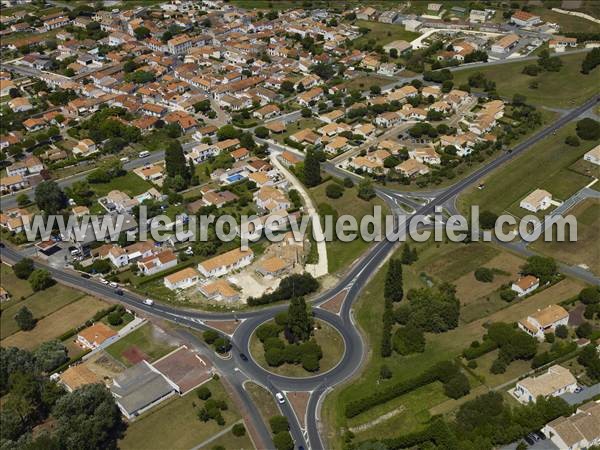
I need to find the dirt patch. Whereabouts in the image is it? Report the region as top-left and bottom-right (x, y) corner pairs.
(319, 289), (348, 314)
(86, 352), (126, 383)
(568, 303), (585, 327)
(348, 406), (406, 433)
(122, 345), (149, 365)
(204, 320), (241, 335)
(287, 391), (310, 428)
(454, 252), (524, 305)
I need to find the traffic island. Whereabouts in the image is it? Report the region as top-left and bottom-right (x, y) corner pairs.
(249, 318), (345, 378)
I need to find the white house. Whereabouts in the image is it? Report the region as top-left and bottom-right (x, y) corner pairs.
(511, 275), (540, 297)
(76, 322), (118, 350)
(520, 189), (552, 212)
(542, 401), (600, 450)
(197, 248), (254, 278)
(164, 267), (200, 290)
(584, 145), (600, 166)
(137, 250), (178, 276)
(518, 304), (569, 341)
(513, 365), (577, 404)
(511, 10), (542, 27)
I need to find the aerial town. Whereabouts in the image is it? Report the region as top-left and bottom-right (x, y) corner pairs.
(0, 0), (599, 449)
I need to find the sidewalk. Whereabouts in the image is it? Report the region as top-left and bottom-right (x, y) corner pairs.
(269, 151), (329, 278)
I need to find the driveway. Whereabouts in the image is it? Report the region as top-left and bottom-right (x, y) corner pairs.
(560, 382), (600, 405)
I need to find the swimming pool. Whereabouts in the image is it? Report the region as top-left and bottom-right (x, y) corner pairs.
(227, 173), (245, 183)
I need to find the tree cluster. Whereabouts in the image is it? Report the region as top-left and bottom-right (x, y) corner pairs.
(247, 273), (319, 306)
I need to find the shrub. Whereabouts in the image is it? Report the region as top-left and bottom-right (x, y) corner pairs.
(28, 269), (54, 291)
(301, 352), (320, 372)
(269, 416), (289, 434)
(273, 431), (294, 450)
(490, 358), (507, 374)
(232, 423), (246, 436)
(13, 258), (34, 279)
(256, 323), (282, 342)
(576, 118), (600, 141)
(325, 182), (344, 199)
(14, 306), (36, 331)
(576, 322), (593, 339)
(196, 386), (212, 400)
(579, 287), (599, 304)
(474, 267), (494, 283)
(203, 329), (219, 344)
(467, 360), (477, 369)
(380, 365), (392, 379)
(393, 325), (425, 355)
(565, 135), (580, 147)
(443, 373), (470, 399)
(265, 347), (284, 366)
(106, 311), (123, 326)
(545, 332), (555, 343)
(343, 177), (354, 188)
(500, 288), (517, 302)
(555, 324), (569, 339)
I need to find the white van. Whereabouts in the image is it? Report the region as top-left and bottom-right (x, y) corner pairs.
(138, 150), (150, 158)
(143, 298), (154, 306)
(120, 156), (129, 163)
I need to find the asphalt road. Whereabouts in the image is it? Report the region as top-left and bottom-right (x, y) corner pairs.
(1, 87), (598, 448)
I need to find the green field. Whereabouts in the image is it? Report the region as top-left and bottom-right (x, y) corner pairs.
(532, 6), (600, 33)
(1, 263), (33, 304)
(458, 123), (597, 217)
(90, 172), (153, 198)
(1, 284), (85, 339)
(250, 319), (344, 377)
(198, 425), (254, 450)
(1, 295), (107, 350)
(105, 323), (177, 366)
(245, 382), (281, 425)
(271, 117), (324, 145)
(531, 198), (600, 275)
(310, 181), (388, 274)
(353, 20), (420, 47)
(320, 237), (588, 448)
(120, 379), (241, 450)
(452, 52), (598, 108)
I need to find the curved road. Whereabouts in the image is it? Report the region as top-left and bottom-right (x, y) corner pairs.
(1, 94), (598, 449)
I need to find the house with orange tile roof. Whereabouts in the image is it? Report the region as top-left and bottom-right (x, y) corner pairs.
(77, 323), (118, 350)
(164, 267), (200, 290)
(137, 250), (178, 276)
(199, 279), (240, 303)
(511, 275), (540, 297)
(197, 248), (254, 278)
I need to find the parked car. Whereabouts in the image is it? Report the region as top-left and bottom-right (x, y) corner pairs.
(109, 281), (118, 288)
(99, 278), (109, 285)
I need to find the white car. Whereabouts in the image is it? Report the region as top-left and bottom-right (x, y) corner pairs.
(109, 282), (118, 288)
(275, 392), (285, 404)
(143, 298), (154, 306)
(99, 278), (109, 285)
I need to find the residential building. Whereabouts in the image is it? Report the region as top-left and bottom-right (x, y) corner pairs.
(584, 145), (600, 166)
(383, 40), (412, 55)
(408, 147), (441, 165)
(518, 304), (569, 340)
(549, 36), (578, 50)
(356, 6), (377, 21)
(397, 159), (430, 177)
(0, 174), (28, 193)
(254, 186), (290, 212)
(73, 139), (98, 157)
(511, 10), (542, 27)
(542, 401), (600, 450)
(197, 248), (254, 278)
(164, 267), (200, 290)
(137, 250), (178, 276)
(77, 322), (118, 350)
(520, 189), (552, 212)
(199, 279), (240, 303)
(513, 365), (577, 404)
(511, 275), (541, 297)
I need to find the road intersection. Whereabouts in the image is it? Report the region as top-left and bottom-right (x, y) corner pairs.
(1, 94), (598, 450)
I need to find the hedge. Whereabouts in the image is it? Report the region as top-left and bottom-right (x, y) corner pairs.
(345, 361), (458, 418)
(462, 339), (498, 360)
(52, 348), (92, 375)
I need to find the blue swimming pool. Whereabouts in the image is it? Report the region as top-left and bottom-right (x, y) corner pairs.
(227, 173), (244, 183)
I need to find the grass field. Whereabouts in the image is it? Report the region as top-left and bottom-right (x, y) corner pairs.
(531, 7), (600, 33)
(90, 172), (152, 198)
(0, 263), (33, 305)
(198, 425), (254, 450)
(250, 319), (344, 377)
(244, 382), (281, 426)
(105, 323), (177, 366)
(339, 74), (394, 91)
(458, 124), (597, 217)
(531, 198), (600, 275)
(1, 284), (85, 339)
(352, 20), (420, 47)
(119, 379), (240, 450)
(310, 181), (388, 274)
(321, 238), (588, 448)
(1, 296), (107, 350)
(452, 52), (598, 108)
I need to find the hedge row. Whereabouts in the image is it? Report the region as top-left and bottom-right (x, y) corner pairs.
(57, 304), (120, 341)
(345, 361), (458, 418)
(462, 339), (498, 360)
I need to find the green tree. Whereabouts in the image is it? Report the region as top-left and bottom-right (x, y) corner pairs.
(133, 26), (150, 40)
(400, 244), (417, 265)
(165, 140), (189, 186)
(579, 287), (599, 304)
(325, 183), (344, 199)
(254, 126), (269, 139)
(14, 306), (36, 331)
(303, 148), (321, 187)
(13, 258), (34, 279)
(35, 181), (67, 214)
(34, 340), (68, 372)
(474, 267), (494, 283)
(357, 178), (375, 200)
(196, 386), (212, 400)
(555, 324), (569, 339)
(232, 423), (246, 436)
(565, 135), (580, 147)
(301, 107), (312, 118)
(53, 384), (123, 449)
(269, 415), (289, 434)
(479, 210), (498, 230)
(273, 431), (294, 450)
(576, 321), (593, 339)
(384, 259), (403, 302)
(393, 325), (425, 355)
(576, 118), (600, 140)
(28, 269), (53, 292)
(444, 372), (470, 399)
(286, 297), (312, 343)
(521, 256), (557, 284)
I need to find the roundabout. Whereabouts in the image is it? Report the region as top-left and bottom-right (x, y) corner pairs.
(248, 317), (345, 378)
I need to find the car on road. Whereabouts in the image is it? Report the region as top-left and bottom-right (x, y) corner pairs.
(143, 298), (154, 306)
(138, 150), (150, 158)
(275, 392), (285, 404)
(239, 353), (248, 361)
(80, 273), (90, 279)
(109, 281), (118, 288)
(574, 386), (583, 393)
(99, 278), (109, 285)
(114, 288), (123, 296)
